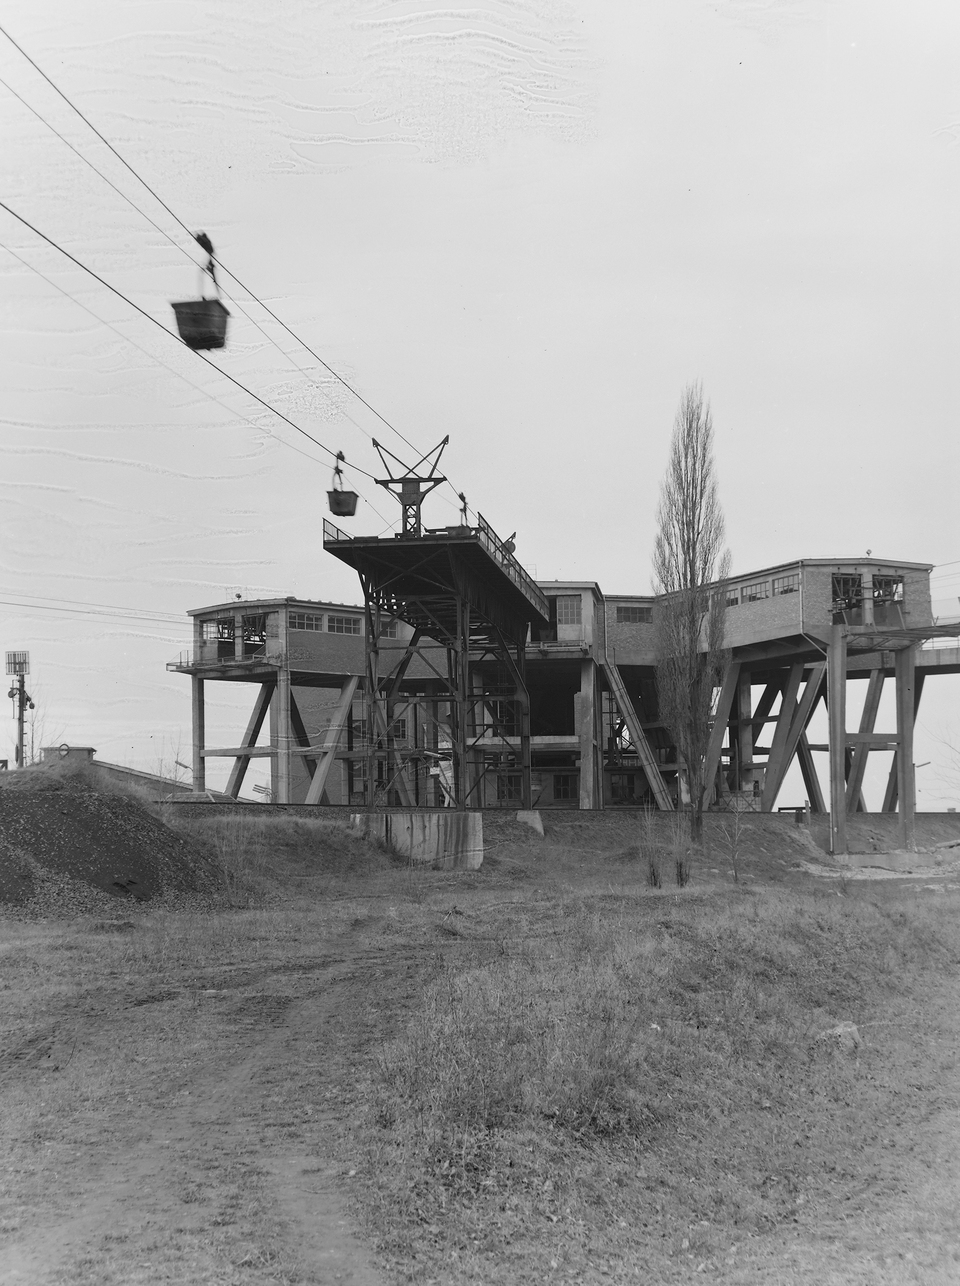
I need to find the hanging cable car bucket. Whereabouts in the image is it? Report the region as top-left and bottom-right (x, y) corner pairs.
(171, 298), (230, 350)
(327, 489), (358, 517)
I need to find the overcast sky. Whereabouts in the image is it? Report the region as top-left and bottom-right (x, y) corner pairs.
(3, 0), (960, 805)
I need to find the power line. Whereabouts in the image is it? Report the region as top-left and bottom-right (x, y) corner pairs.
(0, 597), (188, 625)
(0, 206), (399, 529)
(0, 21), (196, 241)
(1, 238), (397, 529)
(0, 74), (407, 468)
(0, 197), (388, 487)
(0, 590), (187, 622)
(0, 239), (330, 469)
(0, 21), (471, 519)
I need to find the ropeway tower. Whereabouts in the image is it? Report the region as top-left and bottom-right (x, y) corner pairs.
(323, 440), (549, 809)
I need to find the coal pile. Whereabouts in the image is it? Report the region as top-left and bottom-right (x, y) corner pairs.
(0, 773), (219, 914)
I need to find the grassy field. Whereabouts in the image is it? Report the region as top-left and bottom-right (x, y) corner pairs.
(2, 810), (960, 1284)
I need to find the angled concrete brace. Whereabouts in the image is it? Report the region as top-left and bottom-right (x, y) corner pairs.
(759, 663), (804, 810)
(750, 681), (784, 751)
(844, 669), (884, 814)
(771, 668), (827, 807)
(289, 691), (321, 787)
(601, 659), (673, 810)
(702, 661), (740, 800)
(225, 680), (275, 798)
(797, 732), (826, 813)
(882, 672), (925, 813)
(304, 675), (360, 806)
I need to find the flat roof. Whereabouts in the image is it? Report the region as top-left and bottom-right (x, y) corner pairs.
(181, 556), (934, 620)
(187, 597), (364, 617)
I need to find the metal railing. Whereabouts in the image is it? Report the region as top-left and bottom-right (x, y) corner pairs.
(321, 513), (548, 620)
(921, 617), (960, 650)
(474, 513), (550, 619)
(167, 648), (285, 670)
(323, 518), (351, 544)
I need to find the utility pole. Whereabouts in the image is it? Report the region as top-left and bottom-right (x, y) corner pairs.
(6, 652), (34, 768)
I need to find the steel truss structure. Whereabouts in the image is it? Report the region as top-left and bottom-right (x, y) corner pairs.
(323, 516), (549, 810)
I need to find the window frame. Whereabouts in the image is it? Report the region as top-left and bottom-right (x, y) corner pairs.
(554, 595), (582, 626)
(289, 612), (324, 632)
(772, 574), (799, 597)
(326, 615), (362, 635)
(616, 604), (652, 624)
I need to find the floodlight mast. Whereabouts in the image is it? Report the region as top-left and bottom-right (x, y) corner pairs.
(373, 435), (449, 536)
(5, 652), (34, 769)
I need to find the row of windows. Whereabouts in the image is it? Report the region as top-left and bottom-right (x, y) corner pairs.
(497, 772), (576, 801)
(289, 612), (362, 634)
(726, 573), (799, 607)
(287, 612), (399, 637)
(549, 599), (653, 626)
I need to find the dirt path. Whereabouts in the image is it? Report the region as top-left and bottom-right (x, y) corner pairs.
(0, 913), (446, 1285)
(3, 873), (960, 1284)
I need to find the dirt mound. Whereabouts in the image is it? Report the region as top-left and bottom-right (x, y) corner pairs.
(0, 775), (218, 914)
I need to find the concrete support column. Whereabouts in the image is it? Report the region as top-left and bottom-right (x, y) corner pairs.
(276, 666), (292, 804)
(827, 626), (847, 855)
(517, 643), (532, 812)
(895, 645), (917, 852)
(191, 675), (205, 793)
(735, 670), (754, 794)
(862, 573), (874, 626)
(578, 658), (598, 810)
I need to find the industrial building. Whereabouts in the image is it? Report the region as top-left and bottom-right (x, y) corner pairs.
(168, 536), (960, 851)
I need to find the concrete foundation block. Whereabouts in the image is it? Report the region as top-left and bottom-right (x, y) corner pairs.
(515, 810), (544, 836)
(351, 810), (483, 870)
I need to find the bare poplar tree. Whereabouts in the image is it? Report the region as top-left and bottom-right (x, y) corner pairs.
(653, 382), (730, 847)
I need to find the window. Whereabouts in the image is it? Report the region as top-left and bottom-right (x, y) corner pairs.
(725, 589), (739, 608)
(242, 614), (267, 658)
(497, 773), (522, 802)
(873, 576), (903, 604)
(741, 581), (769, 603)
(873, 575), (904, 626)
(289, 612), (323, 632)
(389, 717), (408, 741)
(616, 605), (652, 624)
(772, 574), (799, 596)
(553, 773), (575, 801)
(832, 574), (863, 624)
(380, 618), (399, 638)
(202, 619), (233, 642)
(202, 617), (235, 660)
(610, 772), (637, 802)
(554, 595), (582, 626)
(327, 615), (362, 635)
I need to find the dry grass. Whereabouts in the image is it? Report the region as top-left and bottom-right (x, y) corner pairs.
(167, 813), (401, 906)
(356, 887), (960, 1282)
(4, 811), (960, 1283)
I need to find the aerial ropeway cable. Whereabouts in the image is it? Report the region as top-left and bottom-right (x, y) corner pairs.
(170, 232), (230, 350)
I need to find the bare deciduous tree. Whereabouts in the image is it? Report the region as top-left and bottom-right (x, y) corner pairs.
(653, 382), (730, 846)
